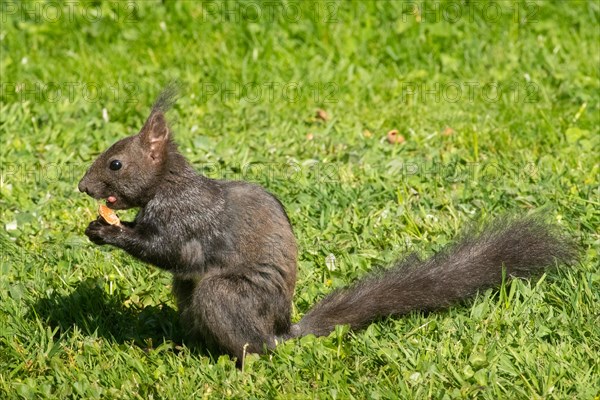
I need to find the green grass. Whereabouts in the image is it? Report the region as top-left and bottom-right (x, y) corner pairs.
(1, 0), (599, 398)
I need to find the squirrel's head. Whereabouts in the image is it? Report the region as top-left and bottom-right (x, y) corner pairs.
(79, 87), (178, 209)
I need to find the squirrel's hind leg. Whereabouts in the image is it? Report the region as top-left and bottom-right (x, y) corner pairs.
(173, 272), (289, 362)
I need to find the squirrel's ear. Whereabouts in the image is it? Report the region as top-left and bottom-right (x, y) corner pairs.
(139, 111), (169, 162)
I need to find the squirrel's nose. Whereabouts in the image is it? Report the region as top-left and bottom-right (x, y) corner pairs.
(78, 179), (89, 194)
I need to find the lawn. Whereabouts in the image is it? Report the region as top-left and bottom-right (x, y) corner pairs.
(1, 0), (599, 398)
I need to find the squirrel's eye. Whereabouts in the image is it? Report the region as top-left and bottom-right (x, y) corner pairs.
(109, 160), (122, 171)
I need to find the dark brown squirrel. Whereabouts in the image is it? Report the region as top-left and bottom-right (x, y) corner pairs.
(78, 87), (576, 362)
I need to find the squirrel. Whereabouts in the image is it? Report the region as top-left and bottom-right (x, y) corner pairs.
(78, 87), (576, 362)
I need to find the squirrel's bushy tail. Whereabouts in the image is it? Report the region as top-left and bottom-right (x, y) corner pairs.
(292, 216), (576, 337)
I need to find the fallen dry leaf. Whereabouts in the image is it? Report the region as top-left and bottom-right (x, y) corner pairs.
(442, 127), (455, 136)
(315, 109), (329, 121)
(387, 129), (405, 144)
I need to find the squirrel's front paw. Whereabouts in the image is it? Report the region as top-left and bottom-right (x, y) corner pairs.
(85, 219), (122, 245)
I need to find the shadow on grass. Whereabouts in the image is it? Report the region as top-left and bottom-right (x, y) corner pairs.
(30, 278), (183, 349)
